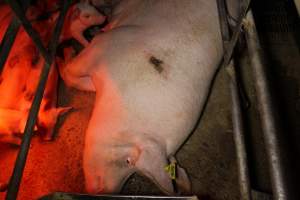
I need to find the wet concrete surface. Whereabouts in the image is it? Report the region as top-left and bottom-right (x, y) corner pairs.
(0, 0), (299, 199)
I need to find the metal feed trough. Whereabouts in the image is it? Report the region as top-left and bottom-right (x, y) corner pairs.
(0, 0), (296, 199)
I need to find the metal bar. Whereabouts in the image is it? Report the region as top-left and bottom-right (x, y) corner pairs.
(5, 1), (71, 199)
(228, 61), (252, 200)
(5, 0), (52, 64)
(40, 193), (199, 200)
(244, 11), (289, 200)
(222, 0), (251, 67)
(0, 0), (32, 74)
(216, 0), (230, 43)
(216, 0), (252, 199)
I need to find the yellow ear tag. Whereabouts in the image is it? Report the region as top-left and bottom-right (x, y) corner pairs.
(164, 162), (177, 180)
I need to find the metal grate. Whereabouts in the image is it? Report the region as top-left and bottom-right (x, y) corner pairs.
(1, 0), (72, 199)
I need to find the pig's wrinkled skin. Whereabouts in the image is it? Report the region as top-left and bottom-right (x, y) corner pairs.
(59, 0), (240, 194)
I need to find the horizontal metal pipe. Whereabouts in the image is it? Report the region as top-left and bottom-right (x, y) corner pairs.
(40, 192), (199, 200)
(5, 1), (71, 199)
(244, 11), (289, 200)
(0, 0), (32, 73)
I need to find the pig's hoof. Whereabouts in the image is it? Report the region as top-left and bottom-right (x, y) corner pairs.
(0, 135), (21, 146)
(42, 134), (54, 141)
(39, 129), (55, 141)
(0, 182), (8, 192)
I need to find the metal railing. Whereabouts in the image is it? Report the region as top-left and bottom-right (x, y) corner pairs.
(217, 0), (296, 199)
(1, 0), (72, 199)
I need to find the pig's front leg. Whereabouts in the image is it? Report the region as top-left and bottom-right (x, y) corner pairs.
(58, 47), (96, 92)
(59, 25), (142, 92)
(38, 65), (72, 140)
(71, 27), (90, 47)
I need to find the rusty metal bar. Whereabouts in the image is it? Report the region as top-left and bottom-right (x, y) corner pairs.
(0, 0), (32, 73)
(244, 11), (290, 200)
(5, 1), (72, 199)
(5, 0), (51, 64)
(216, 0), (252, 199)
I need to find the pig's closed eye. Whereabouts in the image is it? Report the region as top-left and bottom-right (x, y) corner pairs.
(84, 14), (90, 18)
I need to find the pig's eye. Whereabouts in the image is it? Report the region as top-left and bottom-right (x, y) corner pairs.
(84, 14), (90, 18)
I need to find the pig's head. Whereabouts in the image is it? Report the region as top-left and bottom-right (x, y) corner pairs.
(83, 131), (191, 194)
(74, 1), (106, 29)
(58, 0), (106, 46)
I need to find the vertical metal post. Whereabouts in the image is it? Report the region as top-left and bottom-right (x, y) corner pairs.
(5, 1), (71, 199)
(227, 62), (252, 200)
(244, 11), (290, 200)
(216, 0), (252, 199)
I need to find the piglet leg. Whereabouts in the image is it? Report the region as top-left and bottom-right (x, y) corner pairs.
(0, 108), (28, 145)
(38, 64), (72, 140)
(38, 106), (72, 140)
(0, 135), (21, 146)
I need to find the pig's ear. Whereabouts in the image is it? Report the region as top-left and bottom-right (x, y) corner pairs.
(49, 11), (60, 23)
(71, 7), (81, 21)
(133, 141), (174, 194)
(169, 157), (192, 194)
(56, 107), (73, 116)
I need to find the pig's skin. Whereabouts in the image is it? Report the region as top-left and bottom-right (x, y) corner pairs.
(59, 0), (240, 194)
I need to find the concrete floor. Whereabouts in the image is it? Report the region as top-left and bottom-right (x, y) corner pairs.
(0, 0), (299, 199)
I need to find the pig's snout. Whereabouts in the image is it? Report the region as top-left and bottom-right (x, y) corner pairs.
(85, 171), (124, 194)
(85, 175), (105, 194)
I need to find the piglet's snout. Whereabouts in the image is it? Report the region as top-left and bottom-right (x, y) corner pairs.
(86, 175), (104, 194)
(86, 173), (123, 194)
